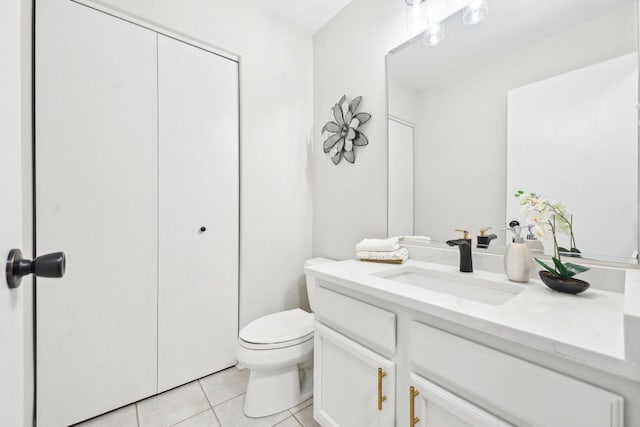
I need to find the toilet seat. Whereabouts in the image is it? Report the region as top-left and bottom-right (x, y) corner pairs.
(239, 333), (313, 350)
(239, 308), (313, 350)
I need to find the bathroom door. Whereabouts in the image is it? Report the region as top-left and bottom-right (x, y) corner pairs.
(157, 34), (239, 392)
(0, 1), (26, 425)
(36, 2), (159, 426)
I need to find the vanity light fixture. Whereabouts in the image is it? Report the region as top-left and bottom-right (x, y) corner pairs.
(407, 0), (489, 46)
(422, 21), (445, 46)
(406, 0), (429, 32)
(462, 0), (489, 25)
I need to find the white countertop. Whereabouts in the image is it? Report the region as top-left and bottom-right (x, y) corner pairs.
(306, 258), (640, 382)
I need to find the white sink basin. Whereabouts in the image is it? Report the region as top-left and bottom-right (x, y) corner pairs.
(374, 266), (526, 305)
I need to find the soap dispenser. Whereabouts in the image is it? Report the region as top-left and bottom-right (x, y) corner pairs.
(477, 226), (498, 249)
(504, 223), (531, 283)
(525, 225), (544, 253)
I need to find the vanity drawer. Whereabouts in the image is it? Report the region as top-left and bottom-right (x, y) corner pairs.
(314, 285), (396, 355)
(409, 322), (623, 427)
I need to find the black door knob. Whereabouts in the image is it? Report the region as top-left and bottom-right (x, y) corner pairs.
(200, 226), (207, 232)
(6, 249), (66, 289)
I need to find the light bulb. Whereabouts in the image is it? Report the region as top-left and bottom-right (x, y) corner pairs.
(407, 3), (428, 33)
(462, 0), (488, 25)
(422, 21), (445, 46)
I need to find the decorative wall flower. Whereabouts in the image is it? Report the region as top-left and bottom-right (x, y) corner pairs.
(322, 95), (371, 165)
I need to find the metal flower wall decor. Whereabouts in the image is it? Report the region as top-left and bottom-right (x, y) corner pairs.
(322, 95), (371, 165)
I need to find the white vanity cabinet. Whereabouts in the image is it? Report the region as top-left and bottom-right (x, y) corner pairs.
(408, 373), (512, 427)
(313, 286), (397, 427)
(312, 281), (626, 427)
(409, 322), (624, 427)
(314, 323), (396, 427)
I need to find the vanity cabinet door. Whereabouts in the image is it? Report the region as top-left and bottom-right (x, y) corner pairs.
(314, 323), (395, 427)
(408, 373), (512, 427)
(410, 322), (624, 427)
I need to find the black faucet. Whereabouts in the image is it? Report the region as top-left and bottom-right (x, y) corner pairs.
(476, 226), (497, 249)
(477, 235), (498, 249)
(446, 229), (473, 272)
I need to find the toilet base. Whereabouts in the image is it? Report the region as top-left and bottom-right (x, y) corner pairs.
(244, 361), (313, 418)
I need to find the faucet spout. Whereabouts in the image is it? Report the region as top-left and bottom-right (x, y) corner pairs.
(446, 239), (473, 273)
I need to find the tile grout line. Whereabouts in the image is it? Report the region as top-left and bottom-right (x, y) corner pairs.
(168, 408), (211, 427)
(135, 403), (141, 427)
(291, 401), (314, 427)
(203, 383), (249, 409)
(198, 379), (224, 427)
(211, 391), (246, 408)
(290, 399), (313, 416)
(198, 379), (214, 410)
(289, 412), (304, 427)
(293, 413), (304, 427)
(160, 380), (215, 426)
(199, 367), (246, 409)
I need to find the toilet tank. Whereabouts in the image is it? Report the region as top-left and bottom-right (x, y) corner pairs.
(304, 257), (333, 312)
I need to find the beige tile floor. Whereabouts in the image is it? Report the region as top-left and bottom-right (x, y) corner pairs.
(75, 367), (319, 427)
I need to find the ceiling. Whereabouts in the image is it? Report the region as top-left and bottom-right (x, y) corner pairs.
(251, 0), (354, 34)
(388, 0), (635, 91)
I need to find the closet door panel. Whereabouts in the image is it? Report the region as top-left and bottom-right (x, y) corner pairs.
(36, 2), (158, 426)
(158, 35), (239, 391)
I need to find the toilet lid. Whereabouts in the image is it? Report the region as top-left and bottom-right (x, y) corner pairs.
(240, 308), (313, 345)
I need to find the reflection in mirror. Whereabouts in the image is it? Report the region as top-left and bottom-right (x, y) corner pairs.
(388, 117), (414, 237)
(387, 0), (639, 263)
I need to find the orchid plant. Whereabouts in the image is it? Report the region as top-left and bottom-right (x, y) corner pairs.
(515, 190), (589, 280)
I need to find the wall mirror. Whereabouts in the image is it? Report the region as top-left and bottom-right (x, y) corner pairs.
(387, 0), (639, 264)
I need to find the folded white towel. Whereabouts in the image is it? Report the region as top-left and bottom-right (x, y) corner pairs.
(355, 237), (400, 252)
(357, 247), (409, 262)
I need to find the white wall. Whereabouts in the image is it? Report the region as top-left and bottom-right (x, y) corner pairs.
(0, 1), (26, 426)
(313, 0), (435, 259)
(313, 0), (467, 259)
(388, 78), (419, 125)
(413, 6), (636, 244)
(81, 0), (313, 326)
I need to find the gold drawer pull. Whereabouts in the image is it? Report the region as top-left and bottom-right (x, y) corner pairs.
(377, 368), (387, 410)
(410, 386), (420, 426)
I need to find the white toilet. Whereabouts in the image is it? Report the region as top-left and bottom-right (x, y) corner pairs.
(237, 257), (332, 418)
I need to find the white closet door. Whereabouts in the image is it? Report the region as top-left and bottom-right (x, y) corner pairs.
(36, 2), (158, 426)
(157, 35), (239, 391)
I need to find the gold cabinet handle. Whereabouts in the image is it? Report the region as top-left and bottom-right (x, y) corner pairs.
(410, 386), (420, 426)
(377, 368), (387, 411)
